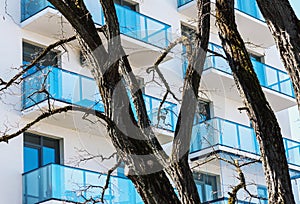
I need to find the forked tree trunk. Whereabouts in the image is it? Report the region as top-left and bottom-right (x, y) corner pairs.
(256, 0), (300, 112)
(47, 0), (210, 203)
(215, 0), (295, 203)
(47, 0), (180, 203)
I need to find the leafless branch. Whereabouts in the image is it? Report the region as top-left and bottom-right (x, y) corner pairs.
(100, 160), (121, 203)
(0, 35), (77, 92)
(0, 105), (113, 143)
(71, 149), (117, 167)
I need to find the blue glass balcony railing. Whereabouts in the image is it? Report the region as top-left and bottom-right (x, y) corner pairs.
(204, 43), (295, 98)
(21, 0), (171, 48)
(234, 0), (264, 21)
(177, 0), (194, 8)
(23, 163), (143, 204)
(178, 0), (264, 21)
(22, 66), (177, 132)
(182, 43), (294, 98)
(190, 117), (300, 167)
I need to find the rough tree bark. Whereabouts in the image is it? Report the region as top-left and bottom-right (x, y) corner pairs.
(256, 0), (300, 112)
(215, 0), (295, 203)
(46, 0), (209, 203)
(47, 0), (180, 203)
(169, 0), (210, 203)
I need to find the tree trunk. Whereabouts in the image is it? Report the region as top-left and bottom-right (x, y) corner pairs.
(47, 0), (180, 203)
(215, 0), (295, 203)
(256, 0), (300, 112)
(169, 0), (210, 203)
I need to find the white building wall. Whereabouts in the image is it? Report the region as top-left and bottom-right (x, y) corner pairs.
(0, 0), (299, 203)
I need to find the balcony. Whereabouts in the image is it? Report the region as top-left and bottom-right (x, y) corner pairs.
(199, 43), (296, 111)
(190, 117), (300, 168)
(22, 66), (177, 138)
(234, 0), (263, 21)
(178, 0), (274, 47)
(178, 0), (262, 21)
(21, 0), (172, 67)
(23, 163), (143, 204)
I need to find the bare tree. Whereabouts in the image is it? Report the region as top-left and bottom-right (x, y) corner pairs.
(0, 0), (297, 203)
(0, 0), (211, 203)
(215, 0), (295, 203)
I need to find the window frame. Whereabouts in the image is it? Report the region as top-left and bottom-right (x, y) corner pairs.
(23, 133), (61, 173)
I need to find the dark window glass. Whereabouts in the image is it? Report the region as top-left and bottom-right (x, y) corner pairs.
(24, 146), (39, 173)
(181, 24), (196, 41)
(23, 41), (60, 67)
(181, 24), (196, 75)
(23, 133), (60, 173)
(194, 100), (210, 124)
(249, 53), (263, 63)
(114, 0), (138, 11)
(193, 172), (219, 202)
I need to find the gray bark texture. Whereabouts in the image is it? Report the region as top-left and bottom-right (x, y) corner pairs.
(215, 0), (295, 203)
(46, 0), (210, 203)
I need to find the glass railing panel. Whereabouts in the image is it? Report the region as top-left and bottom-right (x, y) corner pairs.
(84, 0), (104, 25)
(178, 0), (194, 8)
(144, 17), (170, 48)
(252, 60), (294, 97)
(21, 0), (53, 21)
(23, 165), (52, 204)
(191, 118), (257, 154)
(178, 0), (263, 21)
(235, 0), (264, 21)
(23, 67), (105, 112)
(59, 70), (81, 104)
(201, 43), (295, 98)
(145, 95), (177, 132)
(284, 139), (300, 166)
(23, 164), (142, 204)
(238, 125), (258, 154)
(278, 71), (295, 97)
(22, 66), (55, 109)
(116, 4), (142, 40)
(264, 65), (279, 91)
(23, 67), (176, 131)
(207, 44), (231, 74)
(191, 118), (300, 167)
(21, 1), (171, 48)
(190, 119), (220, 152)
(219, 119), (239, 149)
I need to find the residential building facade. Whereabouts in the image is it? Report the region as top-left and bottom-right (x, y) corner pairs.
(0, 0), (299, 203)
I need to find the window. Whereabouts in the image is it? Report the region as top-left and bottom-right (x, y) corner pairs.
(23, 41), (61, 68)
(181, 24), (196, 76)
(194, 100), (210, 124)
(249, 53), (263, 63)
(181, 24), (196, 41)
(193, 172), (219, 202)
(257, 186), (268, 204)
(23, 133), (60, 173)
(114, 0), (138, 11)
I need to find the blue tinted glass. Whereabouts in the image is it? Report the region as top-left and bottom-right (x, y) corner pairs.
(24, 146), (39, 172)
(42, 147), (55, 165)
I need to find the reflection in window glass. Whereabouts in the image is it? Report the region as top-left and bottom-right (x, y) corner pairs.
(23, 133), (60, 173)
(193, 172), (219, 202)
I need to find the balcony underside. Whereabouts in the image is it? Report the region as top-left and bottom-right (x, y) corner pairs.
(21, 8), (171, 68)
(201, 68), (296, 112)
(22, 99), (174, 144)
